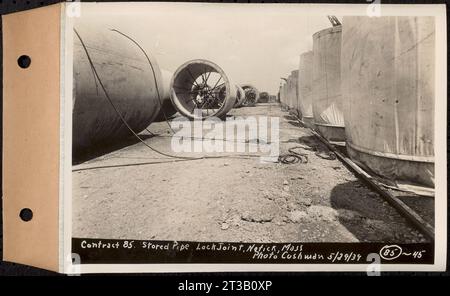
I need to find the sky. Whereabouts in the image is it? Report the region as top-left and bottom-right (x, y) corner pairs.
(75, 3), (334, 94)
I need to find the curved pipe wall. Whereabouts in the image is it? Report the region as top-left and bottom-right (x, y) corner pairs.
(240, 84), (260, 106)
(288, 70), (299, 116)
(73, 27), (164, 155)
(341, 16), (435, 190)
(259, 92), (270, 103)
(153, 69), (178, 121)
(234, 85), (246, 108)
(285, 74), (293, 110)
(298, 51), (314, 125)
(312, 25), (344, 141)
(279, 82), (288, 109)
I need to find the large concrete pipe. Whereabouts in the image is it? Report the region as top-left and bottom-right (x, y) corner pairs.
(277, 84), (282, 104)
(285, 75), (291, 109)
(73, 27), (164, 155)
(312, 25), (344, 141)
(279, 84), (284, 108)
(341, 16), (435, 191)
(284, 75), (292, 110)
(286, 75), (292, 110)
(240, 84), (260, 107)
(153, 69), (178, 122)
(259, 92), (270, 103)
(280, 82), (288, 110)
(298, 51), (314, 126)
(170, 59), (237, 120)
(284, 82), (289, 110)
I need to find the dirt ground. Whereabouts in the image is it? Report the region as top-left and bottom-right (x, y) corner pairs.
(72, 103), (431, 243)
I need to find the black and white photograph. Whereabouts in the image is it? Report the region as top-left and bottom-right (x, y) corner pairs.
(61, 2), (446, 273)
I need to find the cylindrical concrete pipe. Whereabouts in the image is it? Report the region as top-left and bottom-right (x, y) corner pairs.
(287, 73), (295, 112)
(285, 75), (293, 110)
(286, 75), (292, 109)
(259, 92), (270, 103)
(341, 16), (435, 191)
(170, 59), (237, 120)
(298, 51), (314, 126)
(153, 69), (178, 122)
(289, 70), (299, 117)
(233, 85), (247, 108)
(240, 84), (260, 107)
(285, 82), (289, 109)
(278, 85), (282, 106)
(279, 84), (285, 108)
(312, 25), (345, 141)
(73, 27), (165, 155)
(281, 82), (288, 109)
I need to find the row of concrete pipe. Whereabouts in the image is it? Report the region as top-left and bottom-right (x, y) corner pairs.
(280, 16), (435, 191)
(72, 27), (259, 155)
(73, 17), (434, 192)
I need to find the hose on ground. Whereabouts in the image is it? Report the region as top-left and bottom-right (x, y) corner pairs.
(278, 146), (309, 164)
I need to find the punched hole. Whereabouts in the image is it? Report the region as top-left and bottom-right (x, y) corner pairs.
(19, 208), (33, 222)
(17, 55), (31, 69)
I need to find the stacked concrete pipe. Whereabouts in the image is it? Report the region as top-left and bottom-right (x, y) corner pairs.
(259, 92), (270, 103)
(279, 81), (288, 110)
(298, 51), (314, 127)
(288, 70), (299, 117)
(234, 85), (247, 108)
(153, 69), (178, 122)
(240, 84), (260, 107)
(312, 25), (345, 142)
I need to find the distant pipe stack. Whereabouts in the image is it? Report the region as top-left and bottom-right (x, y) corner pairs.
(259, 92), (270, 103)
(170, 59), (237, 120)
(234, 85), (247, 108)
(288, 70), (299, 117)
(153, 69), (178, 122)
(240, 84), (260, 107)
(298, 51), (314, 127)
(279, 81), (288, 109)
(72, 27), (166, 155)
(286, 75), (292, 110)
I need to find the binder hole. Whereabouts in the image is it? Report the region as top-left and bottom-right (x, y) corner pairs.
(17, 55), (31, 69)
(19, 208), (33, 222)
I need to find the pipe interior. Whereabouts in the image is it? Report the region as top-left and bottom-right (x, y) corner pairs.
(172, 62), (230, 116)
